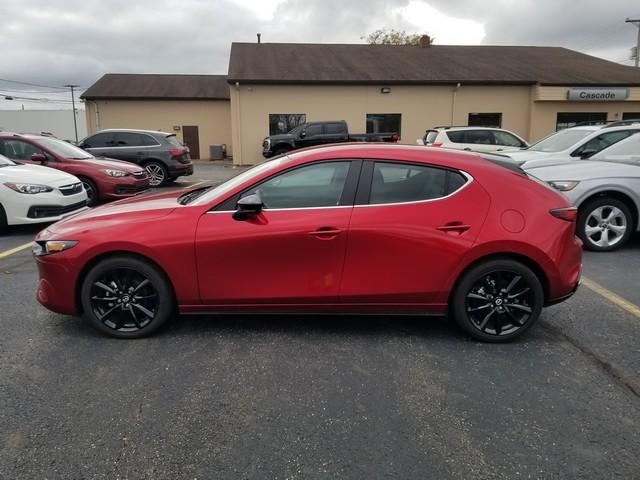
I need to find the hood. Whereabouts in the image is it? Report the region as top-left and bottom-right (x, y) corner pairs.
(45, 188), (183, 235)
(522, 157), (573, 169)
(504, 150), (554, 162)
(529, 160), (640, 182)
(267, 133), (295, 142)
(78, 156), (144, 173)
(0, 163), (79, 186)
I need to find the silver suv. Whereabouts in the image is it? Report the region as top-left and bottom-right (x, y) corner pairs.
(417, 126), (528, 153)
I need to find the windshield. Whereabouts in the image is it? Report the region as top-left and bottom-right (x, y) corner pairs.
(287, 125), (304, 135)
(0, 153), (16, 167)
(528, 129), (592, 152)
(36, 137), (93, 159)
(592, 132), (640, 163)
(188, 157), (288, 205)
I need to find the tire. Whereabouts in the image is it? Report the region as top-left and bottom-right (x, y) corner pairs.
(0, 203), (7, 233)
(79, 177), (98, 206)
(577, 197), (633, 252)
(451, 259), (544, 343)
(144, 161), (168, 187)
(80, 255), (175, 339)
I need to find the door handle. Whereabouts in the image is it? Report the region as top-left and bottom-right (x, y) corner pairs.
(308, 227), (342, 239)
(463, 147), (472, 151)
(437, 223), (471, 234)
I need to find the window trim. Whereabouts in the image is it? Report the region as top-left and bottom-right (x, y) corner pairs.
(210, 159), (363, 213)
(355, 159), (473, 208)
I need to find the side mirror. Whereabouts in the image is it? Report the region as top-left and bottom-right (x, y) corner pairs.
(31, 153), (47, 164)
(300, 130), (307, 138)
(232, 193), (263, 221)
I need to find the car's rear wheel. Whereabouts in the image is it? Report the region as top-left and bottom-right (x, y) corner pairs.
(79, 177), (98, 206)
(451, 259), (544, 342)
(80, 255), (174, 338)
(144, 161), (168, 187)
(577, 197), (633, 252)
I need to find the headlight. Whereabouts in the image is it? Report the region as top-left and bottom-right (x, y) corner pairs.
(549, 180), (579, 191)
(4, 182), (53, 194)
(103, 169), (128, 177)
(32, 240), (78, 256)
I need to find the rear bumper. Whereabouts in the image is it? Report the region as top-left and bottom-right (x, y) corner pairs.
(544, 231), (583, 306)
(168, 163), (193, 177)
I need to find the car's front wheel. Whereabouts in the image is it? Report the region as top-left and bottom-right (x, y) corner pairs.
(144, 161), (168, 187)
(79, 177), (98, 206)
(451, 259), (544, 342)
(80, 255), (175, 338)
(577, 197), (633, 252)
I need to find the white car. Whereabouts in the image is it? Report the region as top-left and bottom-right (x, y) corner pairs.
(507, 124), (640, 168)
(0, 154), (88, 230)
(417, 126), (528, 153)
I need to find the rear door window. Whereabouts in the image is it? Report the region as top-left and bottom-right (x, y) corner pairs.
(445, 131), (465, 143)
(304, 124), (323, 137)
(463, 130), (495, 145)
(113, 132), (146, 147)
(369, 162), (466, 204)
(325, 123), (345, 135)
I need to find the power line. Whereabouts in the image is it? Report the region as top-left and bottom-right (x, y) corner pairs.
(0, 77), (69, 90)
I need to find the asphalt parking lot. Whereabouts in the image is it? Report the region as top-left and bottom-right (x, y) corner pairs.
(1, 161), (640, 479)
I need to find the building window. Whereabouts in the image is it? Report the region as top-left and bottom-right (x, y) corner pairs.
(622, 112), (640, 120)
(366, 114), (401, 137)
(269, 114), (306, 135)
(468, 113), (502, 128)
(556, 112), (607, 131)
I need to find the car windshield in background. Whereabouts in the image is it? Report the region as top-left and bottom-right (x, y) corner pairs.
(37, 137), (93, 159)
(528, 129), (592, 152)
(591, 132), (640, 163)
(165, 135), (183, 148)
(0, 153), (16, 167)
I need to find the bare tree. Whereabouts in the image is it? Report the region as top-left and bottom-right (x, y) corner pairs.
(362, 29), (433, 46)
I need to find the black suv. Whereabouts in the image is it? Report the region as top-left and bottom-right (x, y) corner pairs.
(79, 129), (193, 186)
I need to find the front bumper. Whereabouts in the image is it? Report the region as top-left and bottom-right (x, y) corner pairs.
(101, 176), (151, 200)
(35, 252), (79, 315)
(3, 187), (88, 226)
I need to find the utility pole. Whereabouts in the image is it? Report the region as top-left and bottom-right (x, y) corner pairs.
(64, 84), (80, 142)
(626, 18), (640, 67)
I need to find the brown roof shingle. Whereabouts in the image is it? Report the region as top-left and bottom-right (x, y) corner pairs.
(228, 43), (640, 86)
(81, 74), (229, 100)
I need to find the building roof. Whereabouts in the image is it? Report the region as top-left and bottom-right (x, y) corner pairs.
(81, 74), (230, 100)
(228, 43), (640, 86)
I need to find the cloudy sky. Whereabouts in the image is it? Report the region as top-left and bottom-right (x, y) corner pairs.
(1, 0), (639, 109)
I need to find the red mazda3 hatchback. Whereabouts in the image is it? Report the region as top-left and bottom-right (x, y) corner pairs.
(33, 144), (582, 342)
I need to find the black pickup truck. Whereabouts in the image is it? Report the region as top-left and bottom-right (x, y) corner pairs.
(262, 120), (399, 158)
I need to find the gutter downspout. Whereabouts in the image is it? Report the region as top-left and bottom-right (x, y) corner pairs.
(451, 83), (461, 125)
(234, 81), (243, 165)
(92, 100), (101, 132)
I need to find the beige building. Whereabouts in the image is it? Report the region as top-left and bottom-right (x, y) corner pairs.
(82, 42), (640, 165)
(82, 74), (231, 159)
(227, 42), (640, 165)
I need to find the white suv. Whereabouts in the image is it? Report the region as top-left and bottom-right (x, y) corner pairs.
(507, 122), (640, 168)
(417, 126), (528, 153)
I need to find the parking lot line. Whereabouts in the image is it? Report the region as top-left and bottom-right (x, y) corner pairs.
(0, 241), (33, 259)
(582, 277), (640, 318)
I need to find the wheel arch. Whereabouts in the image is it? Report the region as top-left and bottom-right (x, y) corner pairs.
(74, 250), (177, 315)
(577, 189), (638, 231)
(447, 252), (550, 307)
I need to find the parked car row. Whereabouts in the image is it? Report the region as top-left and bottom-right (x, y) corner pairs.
(0, 128), (193, 231)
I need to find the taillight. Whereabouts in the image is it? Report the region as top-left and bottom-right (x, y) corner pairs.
(432, 142), (443, 147)
(170, 148), (183, 157)
(550, 207), (577, 222)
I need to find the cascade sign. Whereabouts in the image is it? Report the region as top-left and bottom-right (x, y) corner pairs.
(568, 87), (629, 101)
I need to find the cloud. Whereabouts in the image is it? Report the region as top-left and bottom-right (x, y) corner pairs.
(1, 0), (638, 110)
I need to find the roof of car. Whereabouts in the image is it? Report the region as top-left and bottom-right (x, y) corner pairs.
(95, 129), (174, 136)
(81, 74), (230, 100)
(228, 43), (640, 86)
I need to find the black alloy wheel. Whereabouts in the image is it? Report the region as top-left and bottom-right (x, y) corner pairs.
(451, 259), (543, 342)
(81, 256), (174, 338)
